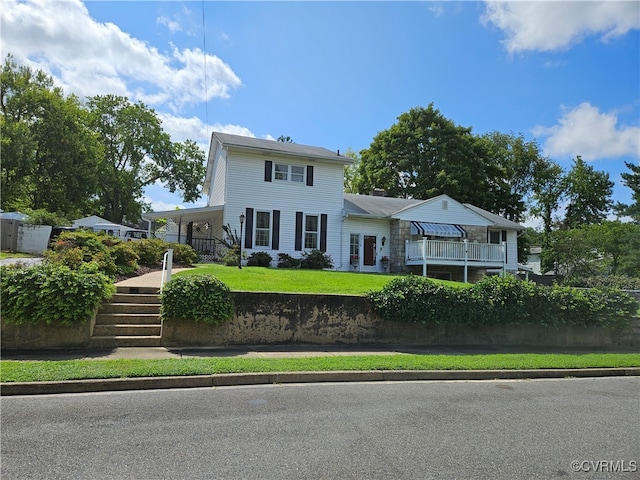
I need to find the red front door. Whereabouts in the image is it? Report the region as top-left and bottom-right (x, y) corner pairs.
(364, 235), (376, 266)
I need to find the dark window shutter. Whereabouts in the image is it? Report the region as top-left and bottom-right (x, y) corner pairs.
(272, 210), (280, 250)
(295, 211), (303, 251)
(501, 230), (507, 242)
(244, 208), (253, 249)
(264, 161), (272, 182)
(320, 214), (328, 252)
(306, 165), (314, 186)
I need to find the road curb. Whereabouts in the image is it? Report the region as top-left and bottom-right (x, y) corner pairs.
(2, 368), (639, 396)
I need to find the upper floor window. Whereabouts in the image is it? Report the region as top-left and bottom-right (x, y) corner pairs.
(274, 163), (305, 183)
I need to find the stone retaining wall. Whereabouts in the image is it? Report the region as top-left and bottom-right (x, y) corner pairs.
(162, 292), (640, 348)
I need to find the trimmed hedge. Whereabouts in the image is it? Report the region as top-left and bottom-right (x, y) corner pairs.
(367, 275), (637, 328)
(0, 263), (115, 326)
(161, 275), (234, 325)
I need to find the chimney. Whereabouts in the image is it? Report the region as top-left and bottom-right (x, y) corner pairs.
(370, 188), (386, 197)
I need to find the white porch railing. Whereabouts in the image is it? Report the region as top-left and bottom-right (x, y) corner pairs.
(405, 239), (506, 282)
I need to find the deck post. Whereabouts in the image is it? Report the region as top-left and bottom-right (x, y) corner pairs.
(463, 239), (468, 283)
(501, 241), (507, 277)
(422, 237), (427, 277)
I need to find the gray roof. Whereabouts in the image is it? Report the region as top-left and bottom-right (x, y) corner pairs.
(462, 203), (524, 230)
(344, 193), (523, 230)
(212, 132), (352, 165)
(344, 193), (421, 217)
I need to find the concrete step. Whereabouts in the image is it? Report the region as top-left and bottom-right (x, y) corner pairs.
(116, 286), (160, 295)
(90, 335), (162, 348)
(110, 293), (161, 304)
(95, 313), (162, 325)
(99, 303), (161, 315)
(93, 324), (161, 336)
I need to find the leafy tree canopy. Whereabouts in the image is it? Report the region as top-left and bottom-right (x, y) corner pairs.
(562, 156), (613, 229)
(353, 104), (541, 221)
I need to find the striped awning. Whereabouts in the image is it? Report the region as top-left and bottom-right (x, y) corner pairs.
(410, 221), (466, 238)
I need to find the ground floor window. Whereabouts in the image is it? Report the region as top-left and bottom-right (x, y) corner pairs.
(304, 214), (319, 249)
(255, 211), (271, 247)
(350, 233), (359, 264)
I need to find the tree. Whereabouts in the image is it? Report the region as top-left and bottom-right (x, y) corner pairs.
(614, 161), (640, 223)
(562, 156), (613, 229)
(354, 104), (516, 215)
(1, 55), (101, 216)
(86, 95), (205, 223)
(479, 132), (549, 222)
(530, 159), (566, 234)
(342, 147), (360, 193)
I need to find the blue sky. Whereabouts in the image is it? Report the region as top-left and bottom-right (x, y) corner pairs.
(2, 1), (639, 226)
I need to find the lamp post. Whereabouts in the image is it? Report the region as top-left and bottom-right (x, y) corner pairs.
(238, 213), (245, 269)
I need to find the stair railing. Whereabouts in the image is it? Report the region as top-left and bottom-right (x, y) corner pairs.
(160, 248), (173, 293)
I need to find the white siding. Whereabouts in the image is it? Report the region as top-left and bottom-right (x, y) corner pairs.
(341, 217), (390, 272)
(395, 196), (487, 226)
(208, 147), (227, 207)
(223, 150), (346, 266)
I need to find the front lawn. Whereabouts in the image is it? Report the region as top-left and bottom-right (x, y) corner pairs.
(174, 264), (445, 295)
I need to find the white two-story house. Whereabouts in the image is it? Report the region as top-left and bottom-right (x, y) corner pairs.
(145, 132), (523, 282)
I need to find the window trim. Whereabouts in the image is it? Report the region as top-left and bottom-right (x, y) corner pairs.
(274, 163), (306, 184)
(254, 210), (271, 248)
(303, 214), (319, 250)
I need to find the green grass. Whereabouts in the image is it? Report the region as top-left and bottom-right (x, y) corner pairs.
(176, 264), (397, 294)
(1, 353), (638, 383)
(0, 251), (35, 259)
(176, 264), (462, 294)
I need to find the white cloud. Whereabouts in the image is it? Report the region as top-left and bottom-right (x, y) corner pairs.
(482, 1), (640, 53)
(533, 102), (640, 161)
(0, 0), (242, 109)
(157, 15), (182, 34)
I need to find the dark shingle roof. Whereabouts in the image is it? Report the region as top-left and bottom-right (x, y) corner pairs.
(212, 132), (352, 164)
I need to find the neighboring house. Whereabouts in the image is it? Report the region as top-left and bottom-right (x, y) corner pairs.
(144, 132), (524, 282)
(72, 215), (113, 229)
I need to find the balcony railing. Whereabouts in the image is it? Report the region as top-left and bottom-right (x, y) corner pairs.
(405, 239), (505, 264)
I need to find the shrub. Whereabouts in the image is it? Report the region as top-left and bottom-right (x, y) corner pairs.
(45, 231), (117, 276)
(300, 249), (333, 269)
(277, 253), (301, 269)
(161, 275), (234, 324)
(367, 276), (463, 324)
(132, 239), (166, 266)
(565, 275), (640, 291)
(167, 242), (199, 265)
(367, 275), (636, 329)
(220, 245), (240, 267)
(247, 251), (272, 267)
(0, 263), (115, 325)
(112, 242), (140, 276)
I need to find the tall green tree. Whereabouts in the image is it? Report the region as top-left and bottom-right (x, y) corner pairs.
(1, 55), (101, 216)
(86, 95), (205, 223)
(614, 161), (640, 223)
(342, 147), (360, 193)
(354, 104), (515, 215)
(562, 156), (613, 229)
(530, 159), (566, 234)
(479, 132), (550, 222)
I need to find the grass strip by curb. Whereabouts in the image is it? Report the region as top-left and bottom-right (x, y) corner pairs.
(2, 353), (639, 383)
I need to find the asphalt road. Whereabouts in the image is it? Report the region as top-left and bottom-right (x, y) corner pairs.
(2, 377), (638, 480)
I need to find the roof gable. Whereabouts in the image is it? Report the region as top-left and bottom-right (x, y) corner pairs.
(343, 193), (523, 230)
